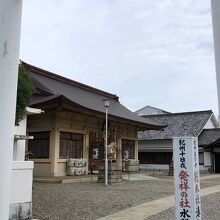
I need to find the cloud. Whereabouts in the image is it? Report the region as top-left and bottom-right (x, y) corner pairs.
(20, 0), (218, 116)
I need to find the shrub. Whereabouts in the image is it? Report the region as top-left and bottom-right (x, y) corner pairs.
(15, 63), (35, 125)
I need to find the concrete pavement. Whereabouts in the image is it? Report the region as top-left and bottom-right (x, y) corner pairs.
(98, 176), (220, 220)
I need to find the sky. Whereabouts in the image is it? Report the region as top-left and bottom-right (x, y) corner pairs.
(20, 0), (218, 116)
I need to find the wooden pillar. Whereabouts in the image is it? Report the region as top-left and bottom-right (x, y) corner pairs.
(117, 138), (122, 169)
(135, 139), (138, 160)
(83, 131), (89, 163)
(50, 129), (60, 176)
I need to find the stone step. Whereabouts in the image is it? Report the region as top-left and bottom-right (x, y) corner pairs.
(99, 170), (122, 175)
(99, 165), (121, 171)
(126, 159), (139, 166)
(126, 165), (139, 172)
(33, 176), (98, 184)
(34, 178), (61, 184)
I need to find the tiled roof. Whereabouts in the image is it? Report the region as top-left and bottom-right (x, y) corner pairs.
(138, 110), (213, 140)
(198, 129), (220, 146)
(22, 61), (166, 130)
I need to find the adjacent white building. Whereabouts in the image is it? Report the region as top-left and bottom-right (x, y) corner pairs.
(10, 107), (42, 220)
(136, 105), (170, 116)
(137, 107), (219, 174)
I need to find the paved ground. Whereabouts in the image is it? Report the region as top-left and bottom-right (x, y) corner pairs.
(147, 191), (220, 220)
(32, 174), (220, 220)
(99, 184), (220, 220)
(146, 176), (220, 220)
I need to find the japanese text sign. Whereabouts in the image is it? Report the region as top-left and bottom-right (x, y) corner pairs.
(173, 137), (201, 220)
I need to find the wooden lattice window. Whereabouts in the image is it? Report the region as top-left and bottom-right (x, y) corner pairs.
(28, 132), (50, 159)
(122, 139), (135, 159)
(59, 132), (83, 159)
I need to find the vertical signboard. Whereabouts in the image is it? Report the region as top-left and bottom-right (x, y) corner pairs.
(173, 137), (201, 220)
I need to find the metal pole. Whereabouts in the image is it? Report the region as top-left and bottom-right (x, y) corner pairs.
(105, 107), (108, 186)
(0, 0), (23, 219)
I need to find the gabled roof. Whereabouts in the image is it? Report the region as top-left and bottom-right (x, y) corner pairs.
(22, 61), (166, 130)
(135, 105), (171, 116)
(198, 128), (220, 146)
(138, 110), (213, 140)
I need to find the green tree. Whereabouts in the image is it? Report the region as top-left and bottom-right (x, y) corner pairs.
(15, 63), (35, 125)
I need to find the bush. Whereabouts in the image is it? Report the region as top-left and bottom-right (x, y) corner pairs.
(15, 63), (35, 125)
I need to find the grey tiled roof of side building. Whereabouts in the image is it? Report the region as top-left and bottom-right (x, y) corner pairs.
(138, 110), (213, 140)
(198, 128), (220, 146)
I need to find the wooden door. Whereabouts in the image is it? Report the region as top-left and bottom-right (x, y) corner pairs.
(215, 153), (220, 173)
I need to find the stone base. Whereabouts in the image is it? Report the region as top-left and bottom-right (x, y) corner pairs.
(126, 165), (139, 172)
(9, 202), (32, 220)
(97, 160), (122, 184)
(168, 161), (174, 176)
(123, 159), (139, 172)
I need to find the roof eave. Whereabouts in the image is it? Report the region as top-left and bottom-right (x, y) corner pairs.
(30, 96), (166, 131)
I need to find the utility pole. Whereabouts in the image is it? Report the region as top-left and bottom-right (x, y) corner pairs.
(211, 0), (220, 124)
(0, 0), (23, 219)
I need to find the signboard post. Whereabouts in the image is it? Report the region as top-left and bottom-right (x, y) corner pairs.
(173, 137), (201, 220)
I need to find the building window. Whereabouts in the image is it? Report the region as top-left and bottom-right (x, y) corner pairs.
(138, 152), (172, 164)
(122, 139), (135, 159)
(28, 132), (50, 159)
(59, 132), (83, 159)
(199, 152), (204, 165)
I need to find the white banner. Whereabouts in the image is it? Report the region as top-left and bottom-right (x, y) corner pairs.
(173, 137), (201, 220)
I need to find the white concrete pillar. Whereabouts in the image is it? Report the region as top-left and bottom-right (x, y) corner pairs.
(0, 0), (23, 219)
(14, 115), (27, 161)
(211, 0), (220, 123)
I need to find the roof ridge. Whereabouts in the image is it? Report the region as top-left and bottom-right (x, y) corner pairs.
(143, 110), (213, 117)
(22, 61), (119, 101)
(135, 105), (170, 113)
(196, 113), (214, 138)
(135, 105), (150, 112)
